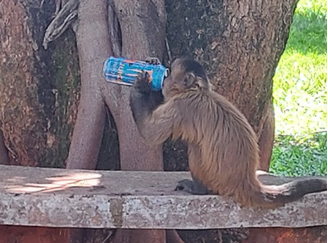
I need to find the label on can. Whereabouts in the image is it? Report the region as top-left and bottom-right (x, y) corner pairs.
(103, 57), (166, 91)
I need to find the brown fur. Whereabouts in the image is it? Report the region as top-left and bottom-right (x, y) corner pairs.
(131, 58), (327, 208)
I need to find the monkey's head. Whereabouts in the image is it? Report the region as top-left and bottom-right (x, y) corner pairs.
(162, 58), (210, 99)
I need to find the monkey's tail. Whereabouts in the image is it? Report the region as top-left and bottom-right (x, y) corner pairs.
(240, 178), (327, 209)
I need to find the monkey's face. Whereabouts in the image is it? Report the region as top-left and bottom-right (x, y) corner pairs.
(162, 59), (187, 100)
(162, 58), (209, 100)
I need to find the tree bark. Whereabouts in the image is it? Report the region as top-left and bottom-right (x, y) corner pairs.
(0, 0), (80, 167)
(105, 0), (166, 170)
(0, 128), (9, 165)
(164, 0), (298, 172)
(65, 0), (109, 170)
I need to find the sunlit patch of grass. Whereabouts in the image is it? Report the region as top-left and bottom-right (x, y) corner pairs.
(270, 132), (327, 176)
(273, 53), (326, 135)
(287, 0), (327, 54)
(270, 0), (327, 176)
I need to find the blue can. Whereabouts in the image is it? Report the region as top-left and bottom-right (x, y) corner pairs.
(103, 57), (166, 91)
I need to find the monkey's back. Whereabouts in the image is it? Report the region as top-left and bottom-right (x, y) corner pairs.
(173, 90), (260, 196)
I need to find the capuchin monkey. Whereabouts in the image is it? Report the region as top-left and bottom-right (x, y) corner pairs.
(129, 58), (327, 208)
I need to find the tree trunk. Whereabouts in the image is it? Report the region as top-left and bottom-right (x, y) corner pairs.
(107, 2), (168, 242)
(65, 0), (169, 242)
(65, 0), (109, 170)
(0, 128), (9, 164)
(104, 0), (167, 171)
(0, 0), (80, 167)
(164, 0), (298, 172)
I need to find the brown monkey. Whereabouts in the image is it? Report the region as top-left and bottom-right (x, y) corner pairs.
(129, 58), (327, 208)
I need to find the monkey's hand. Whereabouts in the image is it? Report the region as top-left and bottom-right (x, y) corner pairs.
(130, 71), (164, 133)
(175, 179), (211, 195)
(134, 71), (152, 95)
(130, 72), (151, 125)
(131, 71), (163, 105)
(145, 57), (161, 65)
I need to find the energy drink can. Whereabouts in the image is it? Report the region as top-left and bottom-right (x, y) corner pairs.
(103, 56), (166, 91)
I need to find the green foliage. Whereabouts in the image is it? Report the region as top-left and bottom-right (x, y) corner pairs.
(270, 0), (327, 176)
(271, 132), (327, 176)
(287, 0), (327, 55)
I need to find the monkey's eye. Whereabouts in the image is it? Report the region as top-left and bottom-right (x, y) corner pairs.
(164, 68), (170, 78)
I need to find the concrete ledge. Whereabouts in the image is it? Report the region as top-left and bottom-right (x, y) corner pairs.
(0, 165), (326, 229)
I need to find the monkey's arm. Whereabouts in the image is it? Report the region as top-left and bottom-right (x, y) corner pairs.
(130, 72), (163, 120)
(130, 72), (176, 145)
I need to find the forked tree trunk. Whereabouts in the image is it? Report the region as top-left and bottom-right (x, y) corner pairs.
(104, 1), (168, 242)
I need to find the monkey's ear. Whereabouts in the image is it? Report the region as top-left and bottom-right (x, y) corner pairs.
(184, 73), (196, 88)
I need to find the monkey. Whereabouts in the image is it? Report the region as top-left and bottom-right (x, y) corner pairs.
(129, 58), (327, 208)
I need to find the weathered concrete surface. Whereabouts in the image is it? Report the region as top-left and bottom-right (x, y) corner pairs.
(0, 165), (326, 229)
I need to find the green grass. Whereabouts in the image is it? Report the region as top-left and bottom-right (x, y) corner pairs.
(270, 0), (327, 176)
(271, 132), (327, 176)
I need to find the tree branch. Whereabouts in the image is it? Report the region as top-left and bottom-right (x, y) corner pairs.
(66, 0), (111, 169)
(43, 0), (78, 49)
(108, 0), (122, 57)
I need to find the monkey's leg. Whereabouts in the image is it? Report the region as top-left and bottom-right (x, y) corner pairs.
(175, 144), (211, 195)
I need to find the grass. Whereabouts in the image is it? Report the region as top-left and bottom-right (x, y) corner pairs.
(270, 0), (327, 176)
(271, 132), (327, 176)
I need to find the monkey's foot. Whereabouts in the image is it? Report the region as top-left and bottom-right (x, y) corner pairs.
(175, 179), (210, 195)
